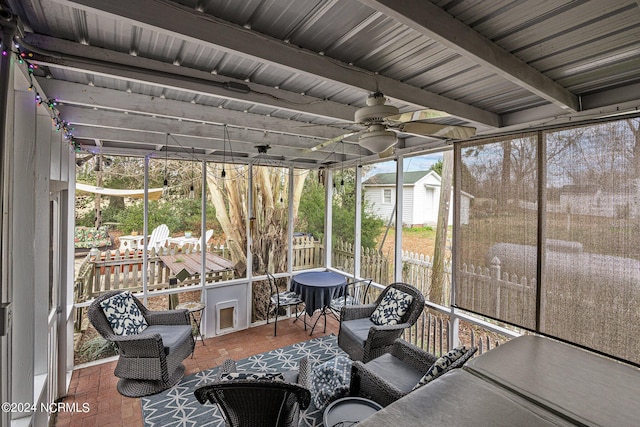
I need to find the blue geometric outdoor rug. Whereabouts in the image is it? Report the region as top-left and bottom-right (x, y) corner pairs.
(141, 334), (346, 427)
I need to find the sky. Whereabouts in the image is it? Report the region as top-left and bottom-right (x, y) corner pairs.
(364, 152), (443, 179)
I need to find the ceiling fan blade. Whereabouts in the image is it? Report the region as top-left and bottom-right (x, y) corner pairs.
(306, 132), (359, 152)
(378, 146), (395, 158)
(386, 109), (451, 123)
(399, 122), (476, 139)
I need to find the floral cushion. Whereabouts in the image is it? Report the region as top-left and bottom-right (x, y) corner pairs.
(370, 287), (414, 326)
(74, 226), (111, 249)
(100, 291), (148, 335)
(219, 372), (285, 381)
(413, 346), (469, 390)
(309, 355), (352, 410)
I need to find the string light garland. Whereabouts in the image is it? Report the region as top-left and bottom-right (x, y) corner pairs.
(3, 40), (78, 150)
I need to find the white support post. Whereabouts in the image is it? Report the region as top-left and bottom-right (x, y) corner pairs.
(246, 165), (254, 328)
(394, 157), (404, 282)
(353, 165), (363, 279)
(142, 156), (149, 304)
(200, 160), (207, 292)
(287, 167), (294, 274)
(324, 169), (333, 269)
(10, 87), (37, 423)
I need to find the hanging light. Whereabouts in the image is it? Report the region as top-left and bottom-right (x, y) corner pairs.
(189, 148), (195, 199)
(221, 125), (228, 178)
(163, 133), (169, 195)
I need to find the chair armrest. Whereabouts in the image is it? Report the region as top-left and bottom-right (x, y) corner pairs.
(352, 360), (406, 407)
(298, 356), (311, 388)
(341, 303), (376, 321)
(146, 309), (190, 325)
(391, 339), (438, 373)
(216, 358), (238, 380)
(111, 333), (166, 358)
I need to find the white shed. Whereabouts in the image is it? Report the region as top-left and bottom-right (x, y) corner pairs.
(363, 170), (473, 226)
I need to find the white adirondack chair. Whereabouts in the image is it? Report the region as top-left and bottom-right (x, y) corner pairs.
(147, 224), (169, 251)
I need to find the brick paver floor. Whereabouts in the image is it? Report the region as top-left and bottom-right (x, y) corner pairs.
(55, 314), (340, 427)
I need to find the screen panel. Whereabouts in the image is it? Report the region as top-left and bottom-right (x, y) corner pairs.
(456, 135), (538, 330)
(542, 120), (640, 364)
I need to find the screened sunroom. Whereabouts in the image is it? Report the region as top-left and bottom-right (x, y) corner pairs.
(1, 1), (639, 426)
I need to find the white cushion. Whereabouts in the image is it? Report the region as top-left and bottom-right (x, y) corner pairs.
(100, 291), (148, 335)
(413, 346), (469, 390)
(220, 372), (285, 381)
(310, 356), (352, 410)
(370, 287), (414, 326)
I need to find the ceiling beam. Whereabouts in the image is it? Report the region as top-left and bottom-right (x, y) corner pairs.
(22, 33), (356, 122)
(57, 0), (500, 127)
(37, 79), (361, 146)
(59, 105), (364, 157)
(358, 0), (580, 113)
(70, 123), (359, 164)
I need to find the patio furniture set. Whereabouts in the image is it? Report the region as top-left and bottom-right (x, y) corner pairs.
(88, 272), (640, 426)
(88, 274), (486, 426)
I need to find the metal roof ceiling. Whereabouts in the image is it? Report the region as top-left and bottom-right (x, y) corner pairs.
(2, 0), (639, 168)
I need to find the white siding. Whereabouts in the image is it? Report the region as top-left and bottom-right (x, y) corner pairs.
(402, 185), (414, 225)
(365, 186), (396, 222)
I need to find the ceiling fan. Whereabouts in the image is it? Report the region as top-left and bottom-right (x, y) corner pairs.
(308, 92), (476, 155)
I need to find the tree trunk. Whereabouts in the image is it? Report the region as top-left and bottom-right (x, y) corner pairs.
(206, 165), (308, 321)
(431, 151), (453, 305)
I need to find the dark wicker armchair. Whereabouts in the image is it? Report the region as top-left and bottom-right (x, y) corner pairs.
(194, 359), (311, 427)
(338, 282), (425, 363)
(352, 339), (477, 407)
(87, 290), (195, 397)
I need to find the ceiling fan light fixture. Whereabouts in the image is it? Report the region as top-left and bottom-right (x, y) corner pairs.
(358, 128), (397, 153)
(354, 93), (399, 124)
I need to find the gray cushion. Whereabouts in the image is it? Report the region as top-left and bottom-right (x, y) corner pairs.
(366, 353), (423, 393)
(139, 325), (192, 355)
(340, 317), (376, 346)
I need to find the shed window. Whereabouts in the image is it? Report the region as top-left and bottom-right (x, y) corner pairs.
(383, 189), (392, 204)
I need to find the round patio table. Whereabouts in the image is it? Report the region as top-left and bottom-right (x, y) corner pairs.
(291, 271), (347, 335)
(291, 271), (347, 317)
(323, 396), (383, 427)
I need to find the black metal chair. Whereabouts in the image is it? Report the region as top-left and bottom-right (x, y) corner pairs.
(265, 271), (304, 336)
(87, 290), (195, 397)
(329, 277), (373, 318)
(194, 359), (311, 427)
(338, 282), (425, 363)
(351, 339), (477, 407)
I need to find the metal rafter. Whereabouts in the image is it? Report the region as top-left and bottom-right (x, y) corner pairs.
(56, 0), (500, 127)
(358, 0), (580, 112)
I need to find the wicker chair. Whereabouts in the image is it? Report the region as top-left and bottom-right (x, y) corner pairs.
(87, 290), (195, 397)
(351, 339), (477, 407)
(194, 359), (311, 427)
(338, 282), (425, 363)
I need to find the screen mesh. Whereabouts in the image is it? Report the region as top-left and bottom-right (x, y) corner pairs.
(455, 119), (640, 364)
(542, 120), (640, 363)
(456, 135), (538, 330)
